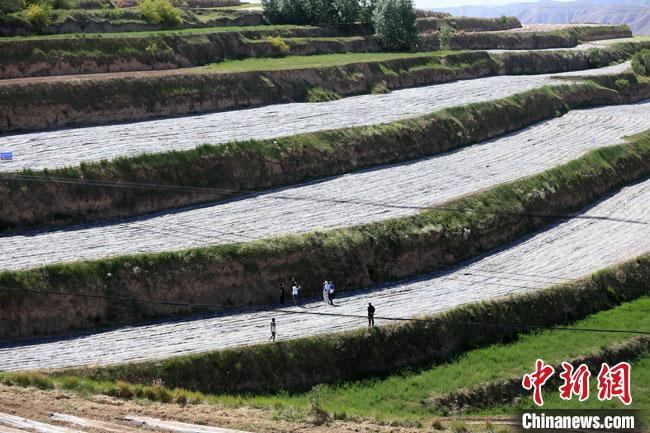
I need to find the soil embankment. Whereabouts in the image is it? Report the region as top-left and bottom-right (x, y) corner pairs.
(1, 130), (649, 341)
(0, 24), (629, 79)
(1, 43), (646, 134)
(1, 78), (648, 233)
(65, 254), (650, 394)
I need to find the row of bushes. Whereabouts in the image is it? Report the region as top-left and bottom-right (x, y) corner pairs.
(2, 127), (650, 341)
(0, 3), (263, 36)
(0, 0), (183, 31)
(262, 0), (418, 50)
(64, 253), (650, 394)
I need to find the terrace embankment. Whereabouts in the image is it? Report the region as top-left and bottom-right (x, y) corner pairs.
(0, 7), (265, 37)
(0, 43), (645, 134)
(63, 254), (650, 394)
(415, 15), (521, 32)
(1, 78), (649, 232)
(1, 130), (650, 341)
(0, 24), (629, 79)
(0, 26), (375, 79)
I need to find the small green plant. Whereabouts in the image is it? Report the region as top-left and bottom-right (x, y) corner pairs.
(308, 384), (331, 425)
(615, 78), (630, 89)
(138, 0), (182, 26)
(306, 87), (340, 102)
(371, 81), (389, 94)
(439, 22), (452, 51)
(24, 2), (51, 31)
(450, 419), (469, 433)
(586, 48), (605, 67)
(266, 36), (289, 54)
(498, 14), (508, 25)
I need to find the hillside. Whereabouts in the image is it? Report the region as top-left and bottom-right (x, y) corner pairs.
(441, 0), (650, 35)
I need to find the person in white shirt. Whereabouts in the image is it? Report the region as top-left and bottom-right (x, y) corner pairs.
(292, 284), (300, 304)
(328, 281), (336, 305)
(323, 281), (330, 303)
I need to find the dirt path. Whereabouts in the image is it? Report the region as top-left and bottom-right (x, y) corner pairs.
(0, 62), (628, 173)
(1, 176), (648, 371)
(1, 100), (647, 271)
(0, 384), (446, 433)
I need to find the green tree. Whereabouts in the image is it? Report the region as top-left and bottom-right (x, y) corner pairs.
(333, 0), (360, 25)
(439, 22), (452, 50)
(372, 0), (418, 51)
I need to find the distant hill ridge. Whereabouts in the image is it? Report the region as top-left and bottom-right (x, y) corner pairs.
(440, 0), (650, 35)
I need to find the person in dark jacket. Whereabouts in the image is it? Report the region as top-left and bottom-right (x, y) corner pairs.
(367, 302), (375, 327)
(279, 283), (285, 305)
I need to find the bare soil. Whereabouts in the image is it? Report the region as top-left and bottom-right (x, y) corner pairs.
(0, 384), (509, 432)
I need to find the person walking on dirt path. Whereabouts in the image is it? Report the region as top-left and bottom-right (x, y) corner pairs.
(279, 283), (286, 305)
(328, 281), (336, 305)
(292, 284), (300, 305)
(367, 302), (375, 327)
(270, 318), (277, 341)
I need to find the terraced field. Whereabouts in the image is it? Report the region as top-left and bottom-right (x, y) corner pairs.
(0, 62), (629, 173)
(1, 101), (648, 271)
(1, 176), (648, 371)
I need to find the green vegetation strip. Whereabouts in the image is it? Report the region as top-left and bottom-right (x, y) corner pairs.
(0, 24), (314, 40)
(51, 258), (650, 398)
(203, 51), (447, 72)
(3, 128), (650, 342)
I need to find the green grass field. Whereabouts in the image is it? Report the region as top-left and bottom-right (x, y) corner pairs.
(251, 297), (650, 422)
(204, 50), (455, 72)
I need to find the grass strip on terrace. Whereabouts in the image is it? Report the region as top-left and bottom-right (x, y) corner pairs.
(204, 50), (455, 72)
(2, 297), (647, 421)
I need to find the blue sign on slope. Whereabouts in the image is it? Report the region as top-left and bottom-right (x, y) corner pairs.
(0, 152), (12, 161)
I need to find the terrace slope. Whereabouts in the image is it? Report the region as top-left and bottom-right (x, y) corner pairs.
(0, 62), (630, 173)
(0, 101), (648, 271)
(1, 176), (648, 371)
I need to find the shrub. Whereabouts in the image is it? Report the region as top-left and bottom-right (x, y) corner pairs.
(372, 0), (418, 51)
(615, 78), (630, 89)
(439, 22), (452, 50)
(0, 0), (24, 13)
(498, 14), (507, 25)
(138, 0), (182, 26)
(267, 35), (290, 54)
(24, 2), (51, 31)
(587, 47), (605, 68)
(631, 49), (650, 76)
(308, 385), (331, 425)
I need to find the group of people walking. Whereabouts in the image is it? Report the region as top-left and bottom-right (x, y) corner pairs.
(270, 276), (376, 341)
